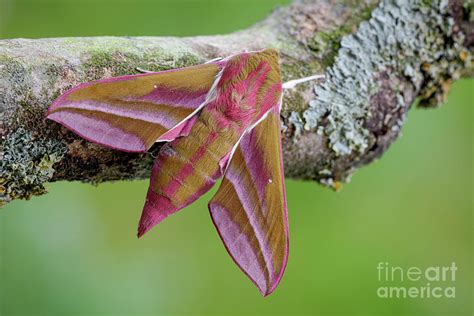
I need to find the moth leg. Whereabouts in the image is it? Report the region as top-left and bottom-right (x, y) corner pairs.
(282, 74), (325, 89)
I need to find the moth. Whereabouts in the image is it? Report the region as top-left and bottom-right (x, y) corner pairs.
(47, 49), (319, 296)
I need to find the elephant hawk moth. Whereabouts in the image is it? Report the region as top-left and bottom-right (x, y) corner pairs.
(47, 49), (292, 296)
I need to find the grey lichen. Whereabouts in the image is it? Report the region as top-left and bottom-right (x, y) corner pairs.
(0, 128), (67, 205)
(303, 0), (472, 156)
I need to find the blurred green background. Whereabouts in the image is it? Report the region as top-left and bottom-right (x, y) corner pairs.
(0, 1), (472, 315)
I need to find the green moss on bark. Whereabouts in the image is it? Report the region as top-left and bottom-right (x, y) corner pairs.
(307, 1), (378, 67)
(0, 128), (67, 205)
(83, 49), (202, 79)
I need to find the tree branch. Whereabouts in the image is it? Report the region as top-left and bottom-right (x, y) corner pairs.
(0, 0), (472, 205)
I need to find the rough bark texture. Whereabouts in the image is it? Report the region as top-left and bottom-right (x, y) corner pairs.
(0, 0), (473, 205)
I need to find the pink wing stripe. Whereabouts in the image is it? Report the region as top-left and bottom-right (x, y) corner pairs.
(48, 111), (147, 152)
(132, 86), (208, 108)
(49, 100), (182, 129)
(210, 203), (270, 292)
(239, 130), (270, 213)
(157, 114), (198, 142)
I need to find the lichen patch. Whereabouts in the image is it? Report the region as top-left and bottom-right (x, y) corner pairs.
(304, 0), (472, 156)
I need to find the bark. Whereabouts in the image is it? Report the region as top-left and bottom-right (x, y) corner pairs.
(0, 0), (473, 205)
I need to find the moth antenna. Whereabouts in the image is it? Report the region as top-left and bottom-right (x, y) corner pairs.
(282, 74), (325, 89)
(136, 67), (155, 74)
(205, 57), (223, 64)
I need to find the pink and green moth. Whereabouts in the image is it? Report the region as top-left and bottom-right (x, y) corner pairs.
(47, 49), (316, 296)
